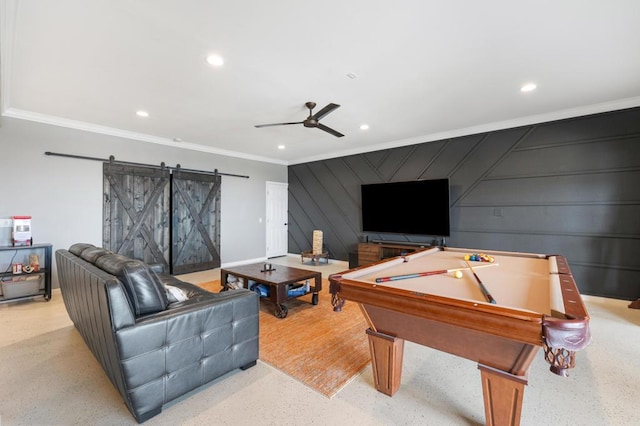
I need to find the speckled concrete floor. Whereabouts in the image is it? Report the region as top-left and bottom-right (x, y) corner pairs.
(1, 255), (638, 425)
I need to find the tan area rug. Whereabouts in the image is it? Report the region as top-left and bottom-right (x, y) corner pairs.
(199, 279), (370, 398)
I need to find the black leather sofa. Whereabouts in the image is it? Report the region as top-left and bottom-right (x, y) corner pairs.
(56, 243), (259, 423)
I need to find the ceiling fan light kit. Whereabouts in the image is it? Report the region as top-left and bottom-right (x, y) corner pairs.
(255, 101), (345, 137)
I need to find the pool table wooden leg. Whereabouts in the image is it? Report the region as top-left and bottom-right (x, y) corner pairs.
(478, 364), (528, 426)
(366, 328), (405, 396)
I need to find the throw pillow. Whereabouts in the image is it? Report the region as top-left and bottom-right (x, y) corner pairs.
(166, 285), (189, 303)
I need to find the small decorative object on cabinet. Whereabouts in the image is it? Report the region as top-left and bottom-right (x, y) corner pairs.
(0, 243), (52, 303)
(11, 215), (33, 246)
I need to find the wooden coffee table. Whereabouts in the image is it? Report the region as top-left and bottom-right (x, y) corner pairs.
(220, 263), (322, 318)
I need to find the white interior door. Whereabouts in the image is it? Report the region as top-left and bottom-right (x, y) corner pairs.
(266, 181), (288, 258)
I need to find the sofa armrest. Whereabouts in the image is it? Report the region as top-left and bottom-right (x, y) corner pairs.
(113, 288), (259, 418)
(117, 288), (258, 355)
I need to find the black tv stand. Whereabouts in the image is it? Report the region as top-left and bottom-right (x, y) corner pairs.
(370, 240), (429, 247)
(357, 242), (431, 266)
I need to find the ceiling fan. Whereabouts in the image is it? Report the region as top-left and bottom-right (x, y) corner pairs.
(254, 101), (344, 137)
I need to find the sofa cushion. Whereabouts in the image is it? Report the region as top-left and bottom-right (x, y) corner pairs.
(94, 253), (132, 275)
(80, 247), (113, 264)
(119, 260), (169, 316)
(95, 254), (169, 316)
(69, 243), (96, 256)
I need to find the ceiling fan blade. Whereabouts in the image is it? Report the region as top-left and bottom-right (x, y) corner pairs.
(311, 103), (340, 121)
(254, 121), (303, 128)
(317, 123), (344, 138)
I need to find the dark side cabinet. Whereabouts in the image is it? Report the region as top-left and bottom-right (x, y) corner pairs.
(357, 242), (430, 266)
(0, 243), (52, 303)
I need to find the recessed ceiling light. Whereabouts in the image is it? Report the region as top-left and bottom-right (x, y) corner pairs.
(136, 110), (149, 117)
(346, 73), (358, 79)
(521, 83), (537, 92)
(206, 54), (224, 67)
(360, 124), (370, 130)
(278, 145), (286, 150)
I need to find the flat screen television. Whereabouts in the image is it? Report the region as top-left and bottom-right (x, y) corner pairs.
(361, 178), (450, 236)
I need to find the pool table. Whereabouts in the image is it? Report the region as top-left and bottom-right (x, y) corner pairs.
(329, 246), (591, 426)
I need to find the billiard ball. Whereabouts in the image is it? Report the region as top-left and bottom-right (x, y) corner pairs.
(453, 270), (463, 279)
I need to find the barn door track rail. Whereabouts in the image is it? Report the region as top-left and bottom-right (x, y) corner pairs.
(44, 151), (250, 179)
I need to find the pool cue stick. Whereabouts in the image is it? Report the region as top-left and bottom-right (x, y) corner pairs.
(375, 269), (450, 282)
(375, 262), (497, 283)
(464, 260), (496, 304)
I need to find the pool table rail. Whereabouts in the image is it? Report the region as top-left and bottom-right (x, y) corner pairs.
(330, 272), (548, 346)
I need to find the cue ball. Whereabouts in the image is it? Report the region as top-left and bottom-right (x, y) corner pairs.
(453, 270), (463, 279)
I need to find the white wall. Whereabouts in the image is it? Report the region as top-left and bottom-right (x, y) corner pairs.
(0, 117), (287, 285)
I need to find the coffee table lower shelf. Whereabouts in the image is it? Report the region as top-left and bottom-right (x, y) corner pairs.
(220, 263), (322, 319)
(253, 284), (319, 318)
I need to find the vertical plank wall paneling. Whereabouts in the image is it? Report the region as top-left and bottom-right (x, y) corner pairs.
(288, 107), (640, 299)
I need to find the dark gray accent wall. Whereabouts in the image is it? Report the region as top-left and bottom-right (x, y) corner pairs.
(288, 107), (640, 300)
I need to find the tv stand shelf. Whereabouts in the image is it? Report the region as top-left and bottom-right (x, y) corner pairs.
(0, 243), (52, 304)
(357, 242), (429, 266)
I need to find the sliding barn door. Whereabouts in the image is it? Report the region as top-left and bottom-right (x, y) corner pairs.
(103, 163), (171, 271)
(171, 170), (221, 274)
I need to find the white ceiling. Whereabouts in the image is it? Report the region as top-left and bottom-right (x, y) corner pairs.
(2, 0), (640, 165)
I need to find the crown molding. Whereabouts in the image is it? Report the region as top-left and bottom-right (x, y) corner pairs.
(290, 96), (640, 165)
(2, 108), (288, 165)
